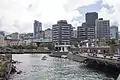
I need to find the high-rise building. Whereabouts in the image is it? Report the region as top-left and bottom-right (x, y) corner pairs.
(110, 25), (118, 39)
(86, 12), (98, 27)
(77, 12), (98, 41)
(44, 28), (52, 41)
(85, 12), (98, 39)
(34, 20), (42, 39)
(95, 18), (110, 39)
(52, 20), (73, 45)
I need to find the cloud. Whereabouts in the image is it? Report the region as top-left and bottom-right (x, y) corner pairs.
(70, 0), (120, 30)
(0, 0), (120, 33)
(99, 0), (120, 28)
(71, 0), (102, 26)
(0, 0), (101, 33)
(64, 0), (98, 11)
(0, 0), (68, 33)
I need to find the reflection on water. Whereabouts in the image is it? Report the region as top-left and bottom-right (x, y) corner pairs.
(10, 54), (114, 80)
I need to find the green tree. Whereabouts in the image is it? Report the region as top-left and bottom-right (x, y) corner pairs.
(47, 43), (54, 50)
(106, 39), (116, 55)
(39, 43), (54, 50)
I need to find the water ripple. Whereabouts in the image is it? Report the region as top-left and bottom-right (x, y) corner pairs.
(10, 54), (115, 80)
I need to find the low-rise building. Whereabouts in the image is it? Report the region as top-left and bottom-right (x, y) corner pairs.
(12, 32), (19, 40)
(44, 28), (52, 41)
(19, 33), (33, 40)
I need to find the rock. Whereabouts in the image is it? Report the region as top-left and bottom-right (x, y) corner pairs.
(17, 71), (22, 74)
(10, 65), (17, 74)
(12, 60), (22, 64)
(12, 61), (18, 64)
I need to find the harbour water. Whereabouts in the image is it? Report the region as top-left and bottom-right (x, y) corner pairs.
(10, 54), (115, 80)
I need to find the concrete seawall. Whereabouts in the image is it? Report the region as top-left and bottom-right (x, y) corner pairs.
(67, 53), (86, 62)
(67, 53), (120, 79)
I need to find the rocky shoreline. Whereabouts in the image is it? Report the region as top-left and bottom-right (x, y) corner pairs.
(0, 54), (22, 80)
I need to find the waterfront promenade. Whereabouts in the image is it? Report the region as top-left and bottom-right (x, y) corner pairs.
(68, 52), (120, 67)
(67, 52), (120, 79)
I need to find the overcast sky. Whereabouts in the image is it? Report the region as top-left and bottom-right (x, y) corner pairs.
(0, 0), (120, 33)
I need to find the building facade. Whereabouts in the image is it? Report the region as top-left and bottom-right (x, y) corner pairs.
(39, 31), (44, 41)
(77, 22), (96, 41)
(34, 20), (42, 39)
(44, 28), (52, 41)
(72, 30), (77, 38)
(95, 18), (110, 39)
(52, 20), (73, 45)
(11, 32), (19, 40)
(110, 26), (118, 39)
(77, 23), (87, 41)
(86, 12), (98, 27)
(0, 35), (6, 47)
(19, 33), (33, 40)
(86, 12), (98, 39)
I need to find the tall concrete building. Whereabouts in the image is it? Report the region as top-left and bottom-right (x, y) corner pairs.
(85, 12), (98, 39)
(77, 12), (98, 41)
(95, 18), (110, 39)
(52, 20), (73, 45)
(44, 28), (52, 41)
(86, 12), (98, 27)
(34, 20), (42, 39)
(77, 22), (96, 41)
(110, 25), (118, 39)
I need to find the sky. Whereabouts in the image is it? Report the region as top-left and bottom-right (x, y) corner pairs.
(0, 0), (120, 33)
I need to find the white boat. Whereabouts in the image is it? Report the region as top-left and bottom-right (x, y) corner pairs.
(61, 55), (67, 58)
(41, 56), (47, 60)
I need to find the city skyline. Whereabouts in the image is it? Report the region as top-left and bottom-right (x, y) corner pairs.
(0, 0), (120, 33)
